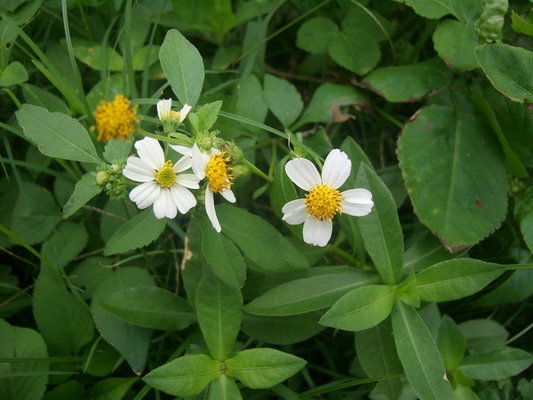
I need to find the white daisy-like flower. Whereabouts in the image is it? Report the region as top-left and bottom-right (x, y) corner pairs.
(282, 149), (374, 247)
(171, 143), (235, 232)
(157, 99), (191, 123)
(122, 137), (199, 219)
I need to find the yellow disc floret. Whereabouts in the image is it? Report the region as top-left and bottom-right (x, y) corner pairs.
(93, 95), (137, 141)
(155, 161), (176, 188)
(206, 152), (232, 193)
(305, 184), (342, 220)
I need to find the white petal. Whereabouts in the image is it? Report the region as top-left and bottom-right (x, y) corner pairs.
(303, 217), (332, 247)
(176, 173), (200, 189)
(282, 199), (307, 225)
(135, 137), (165, 170)
(341, 189), (374, 216)
(123, 156), (155, 182)
(170, 145), (193, 156)
(157, 98), (172, 120)
(191, 144), (209, 180)
(204, 187), (221, 233)
(170, 185), (197, 214)
(179, 103), (192, 123)
(220, 188), (236, 203)
(285, 158), (321, 190)
(153, 188), (177, 219)
(173, 156), (192, 173)
(129, 181), (161, 209)
(322, 149), (351, 189)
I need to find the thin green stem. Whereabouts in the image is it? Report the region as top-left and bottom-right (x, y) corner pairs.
(242, 158), (272, 182)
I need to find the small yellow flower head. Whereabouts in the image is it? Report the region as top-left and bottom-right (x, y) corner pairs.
(93, 95), (137, 142)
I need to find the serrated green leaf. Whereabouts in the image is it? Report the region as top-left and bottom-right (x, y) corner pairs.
(397, 105), (507, 250)
(414, 259), (504, 302)
(159, 29), (204, 107)
(189, 100), (223, 134)
(225, 348), (306, 389)
(62, 173), (102, 218)
(143, 354), (221, 397)
(461, 347), (533, 380)
(103, 209), (166, 256)
(16, 104), (101, 164)
(100, 286), (195, 331)
(433, 20), (478, 71)
(103, 139), (133, 163)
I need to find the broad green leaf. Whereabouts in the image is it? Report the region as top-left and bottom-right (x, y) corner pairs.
(296, 83), (368, 127)
(397, 105), (507, 250)
(363, 58), (450, 102)
(103, 209), (166, 256)
(414, 259), (503, 302)
(62, 173), (102, 218)
(0, 61), (27, 86)
(243, 271), (377, 316)
(72, 41), (124, 71)
(195, 271), (242, 360)
(189, 214), (246, 289)
(242, 311), (324, 345)
(320, 285), (396, 331)
(132, 45), (160, 70)
(329, 32), (380, 76)
(391, 302), (453, 399)
(355, 319), (403, 399)
(33, 266), (94, 354)
(461, 347), (533, 380)
(263, 74), (303, 128)
(355, 163), (403, 284)
(91, 267), (155, 373)
(16, 104), (101, 164)
(22, 83), (70, 114)
(296, 17), (338, 55)
(438, 316), (466, 371)
(208, 375), (242, 400)
(225, 348), (306, 389)
(233, 75), (268, 130)
(218, 204), (309, 272)
(0, 320), (48, 400)
(103, 139), (133, 163)
(41, 222), (87, 270)
(433, 20), (478, 71)
(403, 0), (481, 22)
(42, 380), (83, 400)
(474, 269), (533, 307)
(476, 43), (533, 103)
(90, 377), (137, 400)
(101, 286), (195, 331)
(159, 29), (204, 107)
(188, 101), (223, 135)
(459, 319), (508, 353)
(476, 0), (508, 43)
(143, 354), (221, 397)
(511, 10), (533, 36)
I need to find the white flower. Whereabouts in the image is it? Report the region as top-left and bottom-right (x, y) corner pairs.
(282, 149), (373, 247)
(172, 143), (235, 232)
(157, 99), (191, 123)
(123, 137), (199, 219)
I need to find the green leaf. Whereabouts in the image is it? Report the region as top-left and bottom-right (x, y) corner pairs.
(143, 354), (221, 397)
(476, 43), (533, 103)
(189, 100), (223, 135)
(270, 157), (298, 218)
(0, 61), (28, 86)
(90, 377), (137, 400)
(397, 104), (507, 250)
(263, 74), (303, 128)
(62, 173), (102, 218)
(225, 348), (306, 389)
(33, 267), (94, 354)
(329, 32), (380, 76)
(433, 21), (478, 71)
(159, 29), (205, 107)
(459, 319), (508, 353)
(438, 316), (466, 371)
(474, 269), (533, 307)
(391, 302), (453, 399)
(320, 285), (396, 332)
(244, 271), (377, 316)
(208, 375), (242, 400)
(403, 0), (481, 22)
(0, 320), (48, 400)
(103, 139), (133, 163)
(43, 380), (83, 400)
(476, 0), (508, 43)
(22, 83), (70, 114)
(100, 286), (195, 331)
(72, 41), (124, 71)
(296, 83), (368, 127)
(91, 267), (155, 373)
(16, 104), (101, 164)
(218, 204), (309, 272)
(195, 271), (242, 360)
(363, 58), (450, 102)
(189, 213), (246, 289)
(103, 209), (166, 256)
(511, 10), (533, 36)
(296, 17), (338, 55)
(461, 347), (533, 380)
(355, 163), (404, 284)
(403, 233), (453, 274)
(414, 259), (504, 302)
(41, 222), (87, 270)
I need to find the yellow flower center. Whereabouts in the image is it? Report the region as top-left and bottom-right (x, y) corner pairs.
(155, 161), (176, 188)
(93, 94), (137, 142)
(206, 152), (232, 193)
(305, 184), (342, 220)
